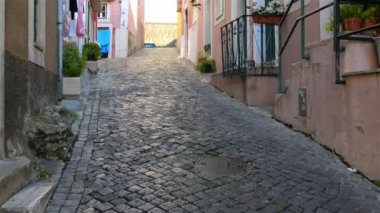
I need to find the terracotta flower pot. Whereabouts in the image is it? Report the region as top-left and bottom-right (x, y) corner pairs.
(343, 18), (363, 31)
(363, 18), (378, 36)
(251, 14), (282, 25)
(364, 18), (378, 28)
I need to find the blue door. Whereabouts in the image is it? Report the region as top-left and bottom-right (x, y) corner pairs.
(97, 29), (111, 57)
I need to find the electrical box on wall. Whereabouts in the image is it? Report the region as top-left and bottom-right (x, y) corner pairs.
(299, 88), (307, 117)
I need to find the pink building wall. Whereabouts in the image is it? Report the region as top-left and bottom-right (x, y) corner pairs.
(211, 0), (231, 73)
(275, 2), (380, 179)
(280, 0), (321, 88)
(137, 0), (145, 49)
(128, 0), (144, 55)
(275, 39), (380, 179)
(128, 3), (137, 35)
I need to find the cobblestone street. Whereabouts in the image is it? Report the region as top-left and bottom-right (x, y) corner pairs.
(47, 49), (380, 213)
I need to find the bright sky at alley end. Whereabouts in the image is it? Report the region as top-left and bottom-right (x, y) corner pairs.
(145, 0), (178, 23)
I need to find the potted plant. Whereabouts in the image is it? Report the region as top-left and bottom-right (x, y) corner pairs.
(82, 42), (101, 74)
(63, 43), (86, 96)
(362, 6), (378, 28)
(251, 0), (285, 25)
(340, 4), (364, 31)
(196, 59), (216, 73)
(196, 53), (216, 73)
(204, 44), (211, 57)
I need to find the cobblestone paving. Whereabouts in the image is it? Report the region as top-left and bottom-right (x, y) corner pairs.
(47, 49), (380, 213)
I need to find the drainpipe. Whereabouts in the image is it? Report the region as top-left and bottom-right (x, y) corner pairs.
(0, 0), (5, 159)
(301, 0), (307, 59)
(57, 0), (63, 100)
(278, 27), (283, 93)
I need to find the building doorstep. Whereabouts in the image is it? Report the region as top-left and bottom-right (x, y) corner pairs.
(0, 157), (31, 205)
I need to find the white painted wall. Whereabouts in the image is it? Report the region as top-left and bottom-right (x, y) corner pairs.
(0, 0), (5, 159)
(320, 0), (333, 40)
(115, 28), (128, 58)
(188, 24), (198, 63)
(203, 0), (212, 53)
(121, 0), (129, 28)
(231, 0), (245, 20)
(115, 0), (129, 58)
(180, 9), (189, 58)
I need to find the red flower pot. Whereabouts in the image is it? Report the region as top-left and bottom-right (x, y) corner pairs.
(343, 18), (363, 31)
(251, 14), (282, 25)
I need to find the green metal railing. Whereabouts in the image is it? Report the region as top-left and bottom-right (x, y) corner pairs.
(278, 1), (333, 92)
(221, 15), (279, 77)
(334, 0), (380, 84)
(279, 0), (380, 92)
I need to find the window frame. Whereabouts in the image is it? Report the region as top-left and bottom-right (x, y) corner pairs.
(98, 4), (108, 19)
(215, 0), (225, 21)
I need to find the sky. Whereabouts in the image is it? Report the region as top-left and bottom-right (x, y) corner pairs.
(145, 0), (178, 23)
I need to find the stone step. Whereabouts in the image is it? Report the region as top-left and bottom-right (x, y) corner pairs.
(0, 157), (31, 205)
(0, 182), (54, 213)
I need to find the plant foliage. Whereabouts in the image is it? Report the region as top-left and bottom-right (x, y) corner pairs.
(63, 43), (86, 77)
(196, 58), (216, 73)
(82, 43), (101, 61)
(340, 4), (363, 20)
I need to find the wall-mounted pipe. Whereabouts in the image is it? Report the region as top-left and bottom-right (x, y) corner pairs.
(0, 0), (5, 159)
(57, 0), (63, 100)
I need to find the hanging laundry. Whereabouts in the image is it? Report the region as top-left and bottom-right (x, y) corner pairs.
(69, 0), (78, 20)
(69, 19), (76, 37)
(76, 0), (85, 37)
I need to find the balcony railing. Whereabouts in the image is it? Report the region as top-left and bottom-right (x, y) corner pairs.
(221, 15), (278, 77)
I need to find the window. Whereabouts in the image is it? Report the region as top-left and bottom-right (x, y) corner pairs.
(216, 0), (225, 21)
(98, 4), (107, 19)
(34, 0), (44, 49)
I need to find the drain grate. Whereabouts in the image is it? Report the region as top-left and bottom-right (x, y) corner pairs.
(195, 157), (247, 176)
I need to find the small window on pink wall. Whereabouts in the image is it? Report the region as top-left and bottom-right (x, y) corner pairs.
(216, 0), (225, 20)
(98, 4), (107, 19)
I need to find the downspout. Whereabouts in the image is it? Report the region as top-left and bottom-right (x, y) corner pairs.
(57, 0), (63, 100)
(0, 0), (5, 158)
(301, 0), (308, 59)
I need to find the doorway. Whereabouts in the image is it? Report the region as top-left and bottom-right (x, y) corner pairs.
(98, 27), (111, 58)
(183, 9), (189, 58)
(254, 0), (277, 64)
(204, 0), (212, 55)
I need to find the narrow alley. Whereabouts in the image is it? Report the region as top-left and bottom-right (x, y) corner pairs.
(47, 49), (380, 213)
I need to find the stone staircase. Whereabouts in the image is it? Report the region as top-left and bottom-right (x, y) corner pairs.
(0, 158), (31, 205)
(0, 158), (64, 213)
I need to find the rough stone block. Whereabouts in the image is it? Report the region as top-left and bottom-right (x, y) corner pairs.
(1, 182), (54, 213)
(0, 157), (31, 205)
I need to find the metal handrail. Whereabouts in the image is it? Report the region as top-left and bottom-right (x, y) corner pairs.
(279, 2), (334, 55)
(279, 0), (296, 26)
(277, 1), (333, 93)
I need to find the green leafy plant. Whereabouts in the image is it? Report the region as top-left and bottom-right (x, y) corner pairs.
(204, 44), (211, 53)
(82, 43), (101, 61)
(361, 6), (377, 19)
(325, 16), (334, 33)
(340, 4), (363, 20)
(63, 43), (86, 77)
(196, 58), (216, 73)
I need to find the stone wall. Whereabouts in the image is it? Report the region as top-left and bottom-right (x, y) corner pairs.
(145, 22), (177, 47)
(5, 51), (57, 157)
